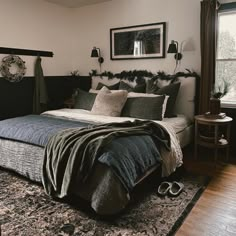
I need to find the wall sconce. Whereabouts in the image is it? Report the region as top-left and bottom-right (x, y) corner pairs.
(167, 40), (183, 73)
(91, 47), (104, 72)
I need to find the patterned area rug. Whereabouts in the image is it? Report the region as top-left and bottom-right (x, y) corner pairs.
(0, 168), (209, 236)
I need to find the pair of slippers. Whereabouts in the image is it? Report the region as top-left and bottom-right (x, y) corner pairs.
(157, 181), (184, 197)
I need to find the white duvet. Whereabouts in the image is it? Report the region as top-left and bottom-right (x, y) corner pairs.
(42, 108), (183, 177)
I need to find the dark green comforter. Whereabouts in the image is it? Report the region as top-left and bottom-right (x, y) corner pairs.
(42, 120), (171, 198)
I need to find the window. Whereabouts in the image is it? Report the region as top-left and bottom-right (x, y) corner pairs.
(216, 9), (236, 108)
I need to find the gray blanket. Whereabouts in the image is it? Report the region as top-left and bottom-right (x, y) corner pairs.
(0, 115), (91, 147)
(42, 120), (170, 198)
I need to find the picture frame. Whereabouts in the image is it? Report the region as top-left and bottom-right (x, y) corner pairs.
(110, 22), (166, 60)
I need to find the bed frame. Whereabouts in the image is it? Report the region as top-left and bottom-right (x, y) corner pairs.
(0, 73), (198, 215)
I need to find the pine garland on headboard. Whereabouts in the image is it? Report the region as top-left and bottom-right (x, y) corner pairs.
(89, 69), (200, 83)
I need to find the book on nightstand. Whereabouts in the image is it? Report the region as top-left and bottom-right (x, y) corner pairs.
(204, 112), (226, 119)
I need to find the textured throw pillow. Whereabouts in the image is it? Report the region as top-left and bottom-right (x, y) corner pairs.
(96, 81), (120, 90)
(146, 80), (181, 118)
(91, 87), (128, 117)
(91, 76), (120, 90)
(127, 92), (169, 118)
(121, 95), (166, 120)
(74, 89), (97, 110)
(119, 80), (146, 93)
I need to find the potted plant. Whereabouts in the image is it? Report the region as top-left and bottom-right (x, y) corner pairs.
(210, 80), (229, 114)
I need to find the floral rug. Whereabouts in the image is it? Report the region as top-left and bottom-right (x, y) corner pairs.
(0, 168), (209, 236)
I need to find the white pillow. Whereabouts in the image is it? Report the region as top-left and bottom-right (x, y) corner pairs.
(91, 87), (128, 117)
(128, 92), (161, 97)
(162, 95), (169, 119)
(89, 89), (118, 94)
(91, 89), (169, 118)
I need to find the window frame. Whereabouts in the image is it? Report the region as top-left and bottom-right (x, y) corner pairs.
(216, 4), (236, 108)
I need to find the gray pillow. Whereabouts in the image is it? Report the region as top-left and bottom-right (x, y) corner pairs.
(96, 81), (120, 90)
(119, 81), (146, 93)
(121, 95), (165, 120)
(91, 87), (128, 117)
(146, 80), (180, 117)
(74, 89), (97, 110)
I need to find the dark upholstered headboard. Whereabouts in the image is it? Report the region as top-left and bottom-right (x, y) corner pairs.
(0, 75), (91, 120)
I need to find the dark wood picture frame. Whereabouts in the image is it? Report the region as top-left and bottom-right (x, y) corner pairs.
(110, 22), (166, 60)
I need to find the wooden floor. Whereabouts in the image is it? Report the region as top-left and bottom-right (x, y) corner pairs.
(176, 148), (236, 236)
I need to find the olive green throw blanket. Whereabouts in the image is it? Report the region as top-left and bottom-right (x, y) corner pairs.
(42, 120), (170, 198)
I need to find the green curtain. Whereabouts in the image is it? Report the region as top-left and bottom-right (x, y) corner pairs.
(199, 0), (220, 114)
(33, 56), (48, 114)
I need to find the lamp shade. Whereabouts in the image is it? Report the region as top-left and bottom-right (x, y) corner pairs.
(167, 42), (177, 53)
(91, 47), (99, 57)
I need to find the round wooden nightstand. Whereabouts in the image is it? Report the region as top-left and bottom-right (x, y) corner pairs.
(194, 115), (233, 162)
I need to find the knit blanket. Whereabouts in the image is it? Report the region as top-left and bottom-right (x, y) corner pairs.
(42, 120), (170, 197)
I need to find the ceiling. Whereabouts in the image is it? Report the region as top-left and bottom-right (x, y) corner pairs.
(44, 0), (111, 8)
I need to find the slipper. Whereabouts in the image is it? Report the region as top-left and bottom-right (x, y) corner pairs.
(169, 181), (184, 196)
(157, 181), (172, 196)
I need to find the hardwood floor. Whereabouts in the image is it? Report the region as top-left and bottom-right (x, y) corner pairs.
(176, 148), (236, 236)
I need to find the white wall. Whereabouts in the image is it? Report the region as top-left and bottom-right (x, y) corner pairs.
(0, 0), (201, 76)
(71, 0), (201, 75)
(0, 0), (73, 76)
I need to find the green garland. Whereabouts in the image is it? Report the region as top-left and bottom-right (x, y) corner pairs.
(89, 69), (200, 83)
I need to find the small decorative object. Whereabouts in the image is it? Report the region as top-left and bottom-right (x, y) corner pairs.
(209, 97), (221, 115)
(0, 55), (26, 82)
(204, 111), (226, 119)
(110, 22), (166, 60)
(70, 70), (80, 76)
(208, 80), (229, 115)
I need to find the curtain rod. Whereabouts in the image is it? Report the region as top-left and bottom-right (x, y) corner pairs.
(0, 47), (54, 57)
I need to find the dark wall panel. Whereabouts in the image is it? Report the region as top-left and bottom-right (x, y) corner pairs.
(0, 76), (91, 120)
(45, 76), (91, 109)
(0, 77), (34, 120)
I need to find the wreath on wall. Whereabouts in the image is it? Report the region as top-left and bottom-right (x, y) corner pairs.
(0, 55), (26, 82)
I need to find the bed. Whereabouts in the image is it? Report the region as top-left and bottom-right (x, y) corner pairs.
(0, 75), (196, 215)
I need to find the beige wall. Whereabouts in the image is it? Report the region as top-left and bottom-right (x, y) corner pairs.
(0, 0), (73, 76)
(0, 0), (201, 76)
(71, 0), (201, 75)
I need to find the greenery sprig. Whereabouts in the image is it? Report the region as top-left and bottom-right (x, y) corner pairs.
(70, 70), (80, 76)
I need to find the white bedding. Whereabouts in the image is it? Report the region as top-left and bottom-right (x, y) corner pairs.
(42, 108), (185, 177)
(43, 109), (191, 133)
(163, 115), (192, 134)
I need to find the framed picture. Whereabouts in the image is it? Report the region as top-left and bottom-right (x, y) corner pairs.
(110, 22), (166, 60)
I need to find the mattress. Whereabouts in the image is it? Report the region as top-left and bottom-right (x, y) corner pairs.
(163, 115), (193, 147)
